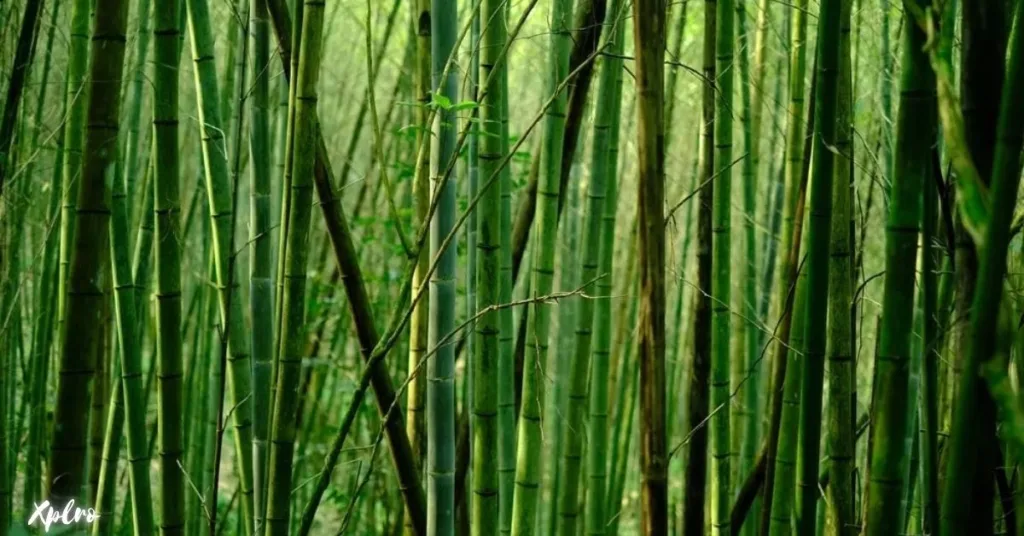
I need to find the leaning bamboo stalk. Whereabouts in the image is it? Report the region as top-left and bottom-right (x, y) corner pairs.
(96, 108), (157, 536)
(183, 0), (257, 530)
(265, 0), (325, 532)
(0, 0), (44, 197)
(273, 3), (548, 533)
(326, 33), (597, 536)
(93, 161), (155, 536)
(266, 3), (429, 532)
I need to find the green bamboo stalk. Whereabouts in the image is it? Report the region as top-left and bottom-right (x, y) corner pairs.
(553, 0), (609, 220)
(863, 13), (932, 534)
(602, 272), (636, 528)
(931, 0), (956, 442)
(603, 218), (637, 504)
(946, 1), (1007, 530)
(197, 254), (222, 536)
(711, 0), (734, 526)
(184, 0), (257, 530)
(472, 0), (505, 531)
(227, 0), (250, 261)
(941, 0), (1024, 533)
(131, 106), (156, 331)
(511, 0), (573, 532)
(683, 0), (715, 529)
(120, 0), (152, 222)
(919, 102), (940, 536)
(555, 8), (623, 533)
(94, 168), (154, 536)
(754, 73), (787, 358)
(151, 0), (187, 531)
(3, 143), (22, 532)
(545, 174), (576, 536)
(223, 1), (257, 530)
(497, 5), (516, 535)
(428, 0), (458, 532)
(98, 101), (156, 535)
(407, 3), (432, 532)
(664, 0), (690, 143)
(469, 21), (482, 387)
(901, 302), (923, 533)
(794, 0), (842, 527)
(583, 11), (624, 534)
(265, 0), (324, 531)
(1014, 257), (1024, 536)
(768, 231), (808, 536)
(669, 154), (700, 451)
(878, 0), (893, 191)
(249, 0), (273, 531)
(184, 237), (209, 536)
(182, 177), (206, 533)
(761, 1), (809, 531)
(910, 0), (990, 250)
(57, 0), (90, 356)
(824, 0), (854, 532)
(219, 10), (241, 140)
(46, 0), (130, 505)
(87, 315), (110, 505)
(0, 0), (44, 196)
(92, 338), (122, 534)
(271, 0), (302, 410)
(466, 3), (481, 526)
(606, 322), (639, 536)
(748, 0), (769, 192)
(731, 0), (758, 508)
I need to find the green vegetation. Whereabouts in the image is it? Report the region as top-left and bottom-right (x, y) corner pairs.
(0, 1), (1022, 535)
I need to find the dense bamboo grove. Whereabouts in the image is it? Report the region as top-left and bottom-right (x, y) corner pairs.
(1, 0), (1024, 534)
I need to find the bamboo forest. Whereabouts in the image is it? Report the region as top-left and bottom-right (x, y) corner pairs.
(2, 0), (1024, 532)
